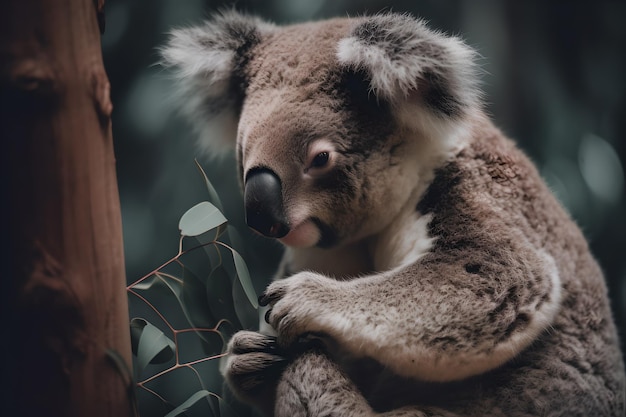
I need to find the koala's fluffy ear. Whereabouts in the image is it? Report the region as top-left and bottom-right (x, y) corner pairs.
(160, 11), (274, 156)
(337, 13), (481, 133)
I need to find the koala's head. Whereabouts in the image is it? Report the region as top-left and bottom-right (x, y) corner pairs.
(162, 11), (480, 249)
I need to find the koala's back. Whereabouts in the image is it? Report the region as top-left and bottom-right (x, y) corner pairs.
(345, 120), (626, 415)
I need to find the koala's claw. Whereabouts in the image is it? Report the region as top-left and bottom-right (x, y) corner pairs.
(229, 332), (280, 355)
(224, 331), (289, 403)
(260, 273), (333, 347)
(259, 286), (286, 307)
(258, 293), (271, 307)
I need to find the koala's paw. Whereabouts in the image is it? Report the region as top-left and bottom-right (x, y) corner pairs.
(223, 331), (288, 402)
(260, 272), (338, 347)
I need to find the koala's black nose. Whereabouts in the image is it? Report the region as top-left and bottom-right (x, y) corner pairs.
(244, 169), (289, 238)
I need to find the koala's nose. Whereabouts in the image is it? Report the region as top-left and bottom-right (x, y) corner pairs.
(244, 169), (289, 238)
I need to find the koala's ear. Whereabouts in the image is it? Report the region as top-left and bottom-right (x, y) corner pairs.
(337, 13), (481, 131)
(160, 11), (274, 156)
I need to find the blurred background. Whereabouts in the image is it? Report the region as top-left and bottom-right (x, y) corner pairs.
(102, 0), (626, 414)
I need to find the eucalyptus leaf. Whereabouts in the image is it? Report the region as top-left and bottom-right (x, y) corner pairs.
(192, 330), (224, 357)
(144, 269), (219, 351)
(207, 393), (221, 417)
(233, 275), (258, 330)
(132, 275), (159, 291)
(195, 159), (224, 213)
(132, 273), (184, 305)
(131, 318), (175, 374)
(182, 266), (216, 329)
(202, 241), (222, 271)
(158, 273), (183, 299)
(225, 224), (245, 253)
(194, 161), (231, 243)
(130, 318), (145, 356)
(231, 249), (259, 309)
(133, 273), (182, 298)
(197, 160), (242, 248)
(179, 201), (227, 237)
(206, 265), (239, 327)
(216, 320), (237, 347)
(163, 390), (217, 417)
(213, 222), (229, 241)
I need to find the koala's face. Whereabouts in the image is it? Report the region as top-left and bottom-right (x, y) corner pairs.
(163, 12), (479, 249)
(238, 21), (404, 248)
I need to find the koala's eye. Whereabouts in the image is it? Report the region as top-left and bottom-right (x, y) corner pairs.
(311, 152), (329, 168)
(305, 140), (335, 175)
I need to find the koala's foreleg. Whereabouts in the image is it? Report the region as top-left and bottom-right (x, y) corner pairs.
(225, 331), (477, 417)
(261, 229), (561, 383)
(274, 349), (481, 417)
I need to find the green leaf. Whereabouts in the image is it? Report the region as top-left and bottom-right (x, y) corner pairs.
(201, 241), (223, 271)
(182, 266), (216, 329)
(224, 224), (245, 254)
(193, 161), (243, 255)
(181, 266), (223, 355)
(132, 273), (182, 296)
(212, 222), (229, 241)
(164, 390), (218, 417)
(233, 275), (258, 330)
(231, 249), (259, 309)
(206, 265), (239, 327)
(179, 201), (227, 237)
(195, 159), (224, 213)
(130, 318), (175, 374)
(215, 320), (237, 348)
(131, 275), (159, 291)
(130, 318), (148, 356)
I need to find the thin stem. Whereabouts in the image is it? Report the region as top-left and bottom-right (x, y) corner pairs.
(127, 289), (176, 334)
(137, 352), (228, 386)
(126, 238), (221, 289)
(154, 271), (183, 284)
(136, 384), (171, 406)
(186, 362), (208, 391)
(176, 327), (222, 335)
(127, 230), (248, 411)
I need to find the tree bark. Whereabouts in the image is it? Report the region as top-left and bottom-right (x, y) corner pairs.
(1, 1), (133, 416)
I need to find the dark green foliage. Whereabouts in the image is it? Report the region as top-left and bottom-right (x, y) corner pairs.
(127, 166), (258, 416)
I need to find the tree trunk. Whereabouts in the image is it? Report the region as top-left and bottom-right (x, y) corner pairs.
(1, 1), (133, 416)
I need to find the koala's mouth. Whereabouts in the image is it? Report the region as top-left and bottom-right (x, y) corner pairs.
(277, 218), (337, 249)
(278, 219), (320, 248)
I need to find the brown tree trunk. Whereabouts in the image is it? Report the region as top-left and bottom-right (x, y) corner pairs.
(1, 1), (133, 416)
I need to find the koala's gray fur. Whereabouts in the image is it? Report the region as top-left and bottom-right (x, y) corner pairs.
(162, 10), (625, 417)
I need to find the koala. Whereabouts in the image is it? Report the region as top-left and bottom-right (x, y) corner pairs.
(162, 11), (626, 417)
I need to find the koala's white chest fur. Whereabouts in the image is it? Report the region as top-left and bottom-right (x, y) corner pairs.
(279, 127), (465, 279)
(282, 212), (435, 279)
(372, 212), (435, 272)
